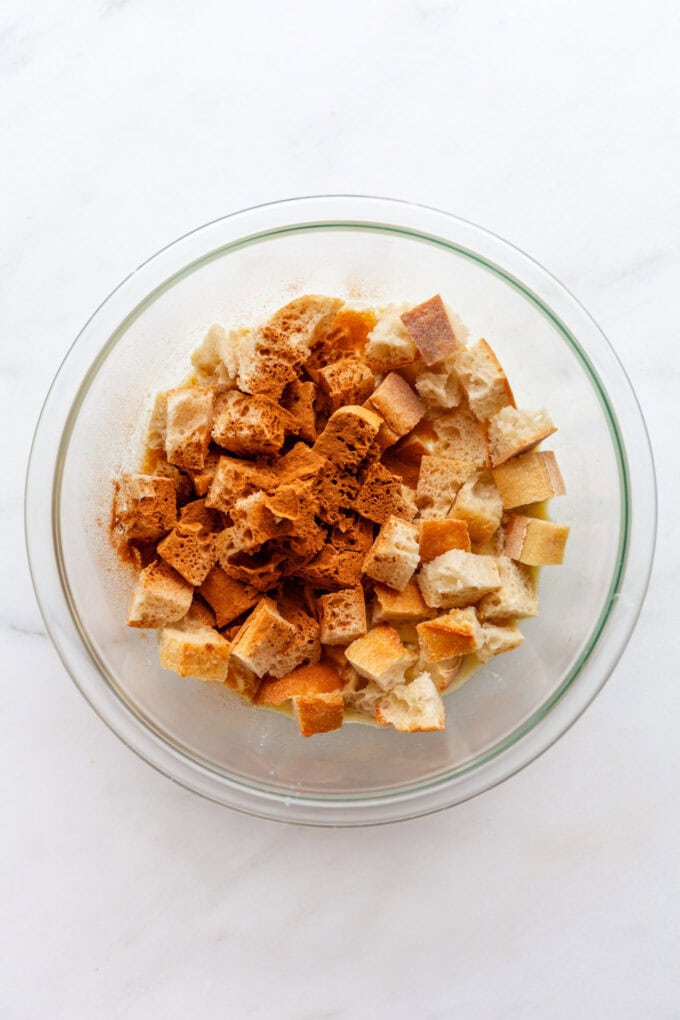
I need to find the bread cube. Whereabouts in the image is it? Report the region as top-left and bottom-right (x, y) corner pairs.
(477, 556), (538, 622)
(417, 549), (501, 608)
(165, 386), (214, 470)
(281, 379), (318, 442)
(454, 339), (515, 421)
(416, 607), (482, 660)
(372, 580), (434, 623)
(400, 295), (460, 366)
(365, 372), (425, 440)
(414, 357), (463, 411)
(317, 357), (375, 411)
(158, 625), (231, 683)
(375, 672), (445, 732)
(491, 450), (566, 509)
(365, 304), (418, 371)
(256, 662), (343, 706)
(126, 560), (193, 629)
(114, 473), (177, 541)
(205, 455), (277, 512)
(293, 690), (344, 737)
(431, 402), (489, 468)
(487, 406), (556, 468)
(352, 463), (417, 525)
(229, 597), (296, 678)
(416, 455), (474, 518)
(198, 566), (259, 628)
(270, 607), (321, 678)
(477, 623), (524, 663)
(157, 520), (217, 586)
(314, 405), (383, 469)
(503, 515), (569, 565)
(190, 324), (242, 387)
(345, 624), (416, 691)
(419, 519), (471, 562)
(212, 390), (292, 456)
(274, 442), (327, 485)
(451, 471), (503, 544)
(362, 515), (420, 592)
(318, 587), (367, 645)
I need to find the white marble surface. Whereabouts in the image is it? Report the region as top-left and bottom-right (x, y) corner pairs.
(3, 0), (679, 1016)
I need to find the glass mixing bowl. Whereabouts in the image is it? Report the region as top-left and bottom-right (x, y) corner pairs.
(25, 196), (656, 825)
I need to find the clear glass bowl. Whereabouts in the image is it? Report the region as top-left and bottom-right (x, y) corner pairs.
(26, 196), (656, 825)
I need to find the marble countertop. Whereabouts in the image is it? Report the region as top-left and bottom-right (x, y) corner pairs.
(3, 1), (678, 1016)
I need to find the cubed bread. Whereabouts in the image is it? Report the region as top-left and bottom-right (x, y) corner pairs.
(416, 455), (474, 518)
(425, 656), (464, 693)
(476, 623), (524, 663)
(178, 498), (221, 532)
(225, 656), (260, 701)
(256, 662), (343, 705)
(293, 690), (344, 737)
(237, 295), (342, 399)
(198, 565), (260, 627)
(312, 463), (362, 525)
(365, 372), (425, 440)
(314, 404), (383, 469)
(158, 625), (231, 682)
(113, 473), (177, 541)
(375, 672), (445, 732)
(431, 402), (489, 468)
(295, 544), (364, 590)
(190, 323), (241, 387)
(345, 624), (416, 691)
(229, 597), (296, 677)
(212, 390), (292, 456)
(146, 392), (168, 451)
(487, 406), (557, 467)
(503, 514), (570, 565)
(311, 308), (377, 370)
(186, 450), (220, 497)
(400, 295), (460, 366)
(491, 450), (566, 508)
(216, 529), (286, 591)
(419, 519), (471, 562)
(229, 491), (296, 552)
(372, 579), (434, 623)
(157, 521), (217, 585)
(271, 607), (321, 678)
(317, 357), (375, 411)
(380, 452), (421, 489)
(454, 339), (515, 421)
(394, 421), (440, 463)
(414, 356), (463, 411)
(416, 607), (482, 660)
(477, 556), (538, 621)
(126, 559), (194, 628)
(365, 304), (417, 371)
(451, 471), (503, 544)
(274, 442), (327, 485)
(417, 549), (501, 608)
(362, 516), (421, 592)
(165, 386), (214, 470)
(352, 463), (418, 525)
(318, 587), (367, 645)
(205, 455), (277, 512)
(329, 515), (376, 553)
(341, 670), (385, 716)
(281, 379), (317, 442)
(174, 598), (217, 631)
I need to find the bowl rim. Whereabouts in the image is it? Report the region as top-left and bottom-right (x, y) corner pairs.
(25, 194), (657, 826)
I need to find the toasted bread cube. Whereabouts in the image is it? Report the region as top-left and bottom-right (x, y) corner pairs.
(256, 662), (343, 706)
(362, 516), (420, 592)
(190, 324), (242, 387)
(419, 519), (471, 562)
(205, 455), (277, 512)
(365, 304), (418, 371)
(414, 356), (463, 411)
(503, 515), (569, 565)
(126, 560), (194, 629)
(187, 449), (220, 497)
(394, 421), (440, 464)
(295, 543), (364, 590)
(229, 491), (296, 552)
(487, 406), (556, 467)
(225, 656), (260, 701)
(431, 402), (489, 468)
(173, 598), (217, 631)
(353, 463), (417, 525)
(114, 473), (177, 541)
(491, 450), (566, 509)
(416, 455), (474, 518)
(317, 357), (376, 411)
(158, 625), (231, 682)
(274, 442), (327, 485)
(237, 295), (342, 399)
(157, 521), (217, 586)
(379, 452), (421, 489)
(477, 623), (524, 663)
(229, 597), (296, 678)
(375, 672), (445, 732)
(426, 656), (465, 692)
(345, 624), (416, 691)
(178, 498), (221, 532)
(372, 580), (434, 623)
(270, 607), (321, 678)
(477, 556), (538, 622)
(293, 690), (344, 737)
(329, 515), (375, 553)
(416, 607), (482, 660)
(365, 372), (425, 440)
(281, 379), (317, 442)
(313, 404), (383, 469)
(451, 471), (503, 545)
(454, 339), (515, 421)
(165, 386), (214, 471)
(400, 295), (460, 366)
(216, 528), (286, 591)
(417, 549), (501, 608)
(318, 587), (367, 645)
(212, 390), (292, 456)
(198, 566), (260, 628)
